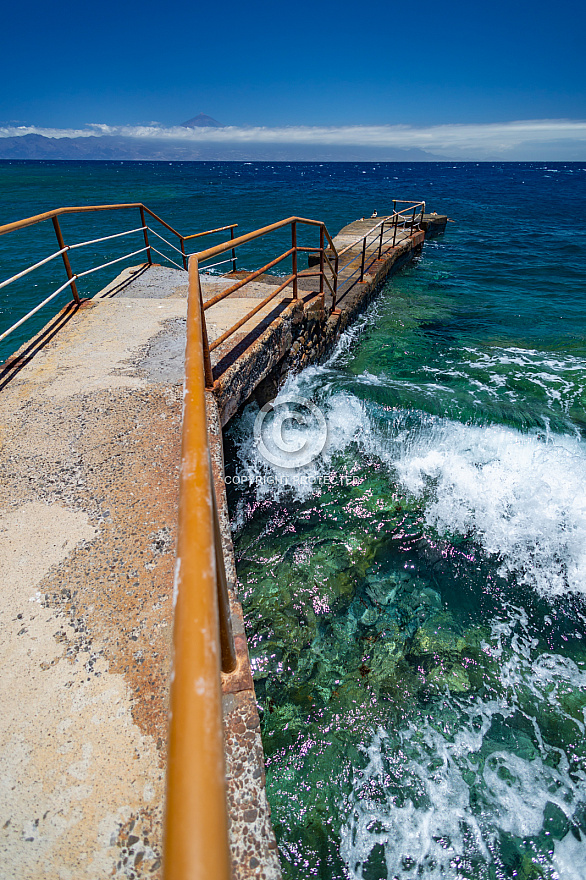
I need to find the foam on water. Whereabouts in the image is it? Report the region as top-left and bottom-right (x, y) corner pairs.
(233, 360), (586, 599)
(340, 607), (586, 879)
(393, 420), (586, 597)
(422, 346), (586, 422)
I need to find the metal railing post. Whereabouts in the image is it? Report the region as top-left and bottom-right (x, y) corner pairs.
(332, 254), (339, 311)
(139, 206), (152, 265)
(291, 221), (298, 299)
(420, 203), (425, 228)
(230, 227), (237, 273)
(411, 208), (416, 235)
(212, 489), (237, 674)
(393, 212), (399, 247)
(195, 267), (214, 388)
(360, 236), (366, 281)
(180, 238), (188, 271)
(378, 221), (384, 259)
(319, 225), (325, 295)
(52, 216), (80, 304)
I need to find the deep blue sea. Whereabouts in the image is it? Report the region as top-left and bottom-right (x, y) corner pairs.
(2, 161), (586, 879)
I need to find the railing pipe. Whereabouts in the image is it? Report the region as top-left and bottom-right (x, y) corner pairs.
(52, 216), (80, 303)
(212, 489), (237, 674)
(196, 273), (215, 389)
(180, 239), (188, 271)
(378, 221), (385, 259)
(0, 247), (68, 291)
(183, 223), (238, 242)
(203, 248), (295, 311)
(194, 216), (338, 264)
(163, 255), (232, 880)
(291, 221), (298, 300)
(319, 225), (325, 295)
(360, 236), (367, 282)
(230, 227), (237, 273)
(0, 276), (75, 344)
(209, 274), (295, 353)
(139, 207), (152, 266)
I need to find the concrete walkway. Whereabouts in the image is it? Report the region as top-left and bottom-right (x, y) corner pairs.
(0, 267), (281, 880)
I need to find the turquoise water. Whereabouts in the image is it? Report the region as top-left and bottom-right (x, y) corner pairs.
(2, 160), (586, 878)
(222, 163), (586, 878)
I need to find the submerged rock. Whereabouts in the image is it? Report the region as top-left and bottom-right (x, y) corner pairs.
(365, 574), (400, 607)
(360, 607), (380, 627)
(369, 625), (406, 690)
(411, 613), (465, 658)
(426, 662), (471, 693)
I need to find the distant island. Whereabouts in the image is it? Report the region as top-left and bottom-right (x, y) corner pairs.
(0, 115), (448, 162)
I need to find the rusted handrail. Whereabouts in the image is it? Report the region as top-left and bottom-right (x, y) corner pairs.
(194, 214), (339, 262)
(337, 203), (425, 259)
(192, 217), (339, 380)
(164, 199), (429, 876)
(0, 203), (238, 348)
(335, 202), (425, 282)
(0, 203), (236, 242)
(164, 256), (235, 880)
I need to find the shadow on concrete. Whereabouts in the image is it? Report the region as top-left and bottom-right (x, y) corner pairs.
(0, 299), (92, 392)
(211, 289), (319, 380)
(98, 263), (151, 298)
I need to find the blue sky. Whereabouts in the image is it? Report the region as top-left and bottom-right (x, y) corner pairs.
(1, 0), (585, 157)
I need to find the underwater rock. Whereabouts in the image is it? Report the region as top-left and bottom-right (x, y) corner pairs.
(411, 613), (465, 658)
(360, 607), (380, 626)
(365, 574), (399, 607)
(369, 625), (406, 689)
(519, 852), (550, 880)
(542, 801), (570, 841)
(394, 580), (443, 636)
(332, 612), (358, 642)
(426, 662), (471, 693)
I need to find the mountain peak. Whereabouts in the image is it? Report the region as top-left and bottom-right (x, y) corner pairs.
(181, 113), (224, 128)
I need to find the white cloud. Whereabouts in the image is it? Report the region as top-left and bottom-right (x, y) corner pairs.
(1, 119), (585, 158)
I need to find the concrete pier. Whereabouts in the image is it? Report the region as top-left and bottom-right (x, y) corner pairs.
(0, 212), (446, 879)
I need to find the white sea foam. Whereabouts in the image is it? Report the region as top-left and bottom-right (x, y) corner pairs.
(340, 607), (586, 879)
(235, 360), (586, 597)
(420, 345), (586, 418)
(394, 420), (586, 596)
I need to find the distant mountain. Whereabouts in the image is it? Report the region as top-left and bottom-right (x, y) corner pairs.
(181, 114), (224, 128)
(0, 132), (450, 162)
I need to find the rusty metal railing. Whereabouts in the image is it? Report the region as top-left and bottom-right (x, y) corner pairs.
(163, 202), (428, 876)
(191, 216), (339, 387)
(163, 256), (236, 880)
(335, 201), (425, 286)
(0, 204), (238, 347)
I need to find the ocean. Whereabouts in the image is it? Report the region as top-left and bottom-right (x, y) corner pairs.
(2, 160), (586, 878)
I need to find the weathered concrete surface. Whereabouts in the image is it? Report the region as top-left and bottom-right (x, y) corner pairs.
(0, 266), (281, 880)
(0, 283), (188, 879)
